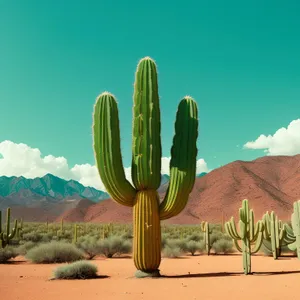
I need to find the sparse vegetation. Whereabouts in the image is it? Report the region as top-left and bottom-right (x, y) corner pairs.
(0, 246), (18, 263)
(25, 241), (84, 263)
(53, 260), (98, 280)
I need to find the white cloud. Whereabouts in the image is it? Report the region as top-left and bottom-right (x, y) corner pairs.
(243, 119), (300, 155)
(0, 140), (209, 191)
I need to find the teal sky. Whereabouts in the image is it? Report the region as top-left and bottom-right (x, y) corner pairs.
(1, 0), (300, 172)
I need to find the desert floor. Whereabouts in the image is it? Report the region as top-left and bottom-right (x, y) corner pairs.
(1, 254), (300, 300)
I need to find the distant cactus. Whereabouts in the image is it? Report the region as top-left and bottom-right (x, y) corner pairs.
(60, 218), (64, 234)
(225, 199), (264, 274)
(72, 224), (78, 244)
(286, 200), (300, 259)
(200, 221), (211, 255)
(92, 57), (198, 276)
(0, 208), (18, 248)
(262, 211), (295, 259)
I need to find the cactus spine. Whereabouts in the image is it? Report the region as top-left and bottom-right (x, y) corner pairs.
(93, 57), (198, 275)
(201, 221), (211, 255)
(225, 199), (264, 274)
(0, 208), (18, 248)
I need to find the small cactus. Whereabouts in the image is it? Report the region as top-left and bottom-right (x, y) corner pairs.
(286, 200), (300, 258)
(225, 199), (264, 274)
(200, 221), (211, 255)
(72, 224), (78, 244)
(0, 208), (18, 248)
(262, 211), (295, 259)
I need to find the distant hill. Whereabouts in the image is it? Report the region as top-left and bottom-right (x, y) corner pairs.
(0, 173), (173, 221)
(58, 155), (300, 224)
(0, 173), (109, 221)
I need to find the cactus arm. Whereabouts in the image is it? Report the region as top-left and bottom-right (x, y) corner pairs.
(131, 57), (162, 190)
(225, 220), (241, 240)
(93, 92), (136, 206)
(233, 239), (243, 252)
(250, 229), (264, 254)
(159, 97), (198, 220)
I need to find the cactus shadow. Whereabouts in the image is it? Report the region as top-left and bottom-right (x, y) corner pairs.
(161, 272), (242, 278)
(252, 270), (300, 276)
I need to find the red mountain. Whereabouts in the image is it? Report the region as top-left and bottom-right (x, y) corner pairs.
(59, 154), (300, 224)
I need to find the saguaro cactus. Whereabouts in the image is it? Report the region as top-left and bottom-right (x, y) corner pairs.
(262, 211), (294, 259)
(0, 208), (18, 248)
(287, 200), (300, 258)
(93, 57), (198, 276)
(225, 199), (264, 274)
(201, 221), (211, 255)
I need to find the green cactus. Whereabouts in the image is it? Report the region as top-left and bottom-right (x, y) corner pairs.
(225, 199), (264, 275)
(16, 218), (23, 240)
(286, 200), (300, 258)
(72, 224), (78, 244)
(200, 221), (211, 255)
(262, 211), (295, 259)
(0, 208), (18, 248)
(60, 218), (64, 234)
(92, 57), (198, 276)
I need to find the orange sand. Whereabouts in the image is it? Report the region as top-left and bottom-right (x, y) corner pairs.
(1, 254), (300, 300)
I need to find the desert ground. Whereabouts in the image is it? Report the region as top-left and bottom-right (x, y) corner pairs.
(1, 254), (300, 300)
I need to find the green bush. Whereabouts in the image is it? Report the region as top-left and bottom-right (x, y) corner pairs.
(212, 238), (235, 254)
(77, 236), (101, 260)
(17, 241), (37, 255)
(162, 245), (183, 258)
(97, 236), (131, 258)
(53, 260), (98, 279)
(187, 232), (203, 242)
(22, 232), (45, 243)
(185, 240), (203, 256)
(25, 241), (84, 263)
(0, 247), (18, 263)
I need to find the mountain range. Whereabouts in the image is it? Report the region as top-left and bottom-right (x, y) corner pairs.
(1, 155), (300, 223)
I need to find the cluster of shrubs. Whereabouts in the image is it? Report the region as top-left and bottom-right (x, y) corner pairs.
(0, 221), (254, 279)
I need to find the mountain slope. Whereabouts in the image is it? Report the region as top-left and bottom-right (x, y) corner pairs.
(60, 155), (300, 224)
(0, 173), (109, 203)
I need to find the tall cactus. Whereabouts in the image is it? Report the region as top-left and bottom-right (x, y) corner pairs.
(262, 211), (294, 259)
(225, 199), (264, 275)
(0, 208), (18, 248)
(287, 200), (300, 258)
(200, 221), (211, 255)
(93, 57), (198, 276)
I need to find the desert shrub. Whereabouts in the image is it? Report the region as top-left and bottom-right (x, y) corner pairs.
(25, 241), (84, 263)
(77, 236), (101, 260)
(120, 231), (133, 240)
(97, 236), (131, 258)
(53, 260), (98, 279)
(0, 246), (18, 263)
(173, 239), (188, 252)
(161, 234), (168, 249)
(57, 231), (72, 241)
(17, 241), (37, 255)
(187, 232), (203, 242)
(40, 233), (54, 243)
(22, 232), (45, 243)
(212, 238), (235, 254)
(185, 240), (203, 256)
(209, 231), (223, 245)
(162, 245), (183, 258)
